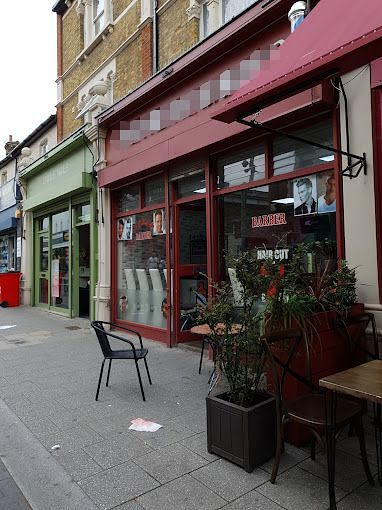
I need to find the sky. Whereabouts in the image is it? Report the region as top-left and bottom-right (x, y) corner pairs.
(0, 3), (57, 159)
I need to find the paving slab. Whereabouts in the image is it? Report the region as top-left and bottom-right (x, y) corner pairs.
(133, 442), (209, 483)
(1, 306), (381, 510)
(222, 489), (285, 509)
(83, 432), (154, 469)
(257, 466), (347, 510)
(337, 476), (382, 509)
(136, 473), (226, 510)
(298, 448), (378, 492)
(191, 458), (269, 502)
(0, 399), (98, 510)
(77, 461), (160, 509)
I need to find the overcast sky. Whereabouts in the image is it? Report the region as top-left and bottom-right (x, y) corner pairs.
(0, 3), (57, 159)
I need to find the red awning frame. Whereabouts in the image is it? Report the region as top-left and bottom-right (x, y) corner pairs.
(237, 76), (366, 179)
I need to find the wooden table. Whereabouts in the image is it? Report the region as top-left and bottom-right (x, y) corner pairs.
(319, 360), (382, 509)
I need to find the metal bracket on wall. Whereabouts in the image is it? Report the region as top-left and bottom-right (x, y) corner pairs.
(237, 118), (367, 179)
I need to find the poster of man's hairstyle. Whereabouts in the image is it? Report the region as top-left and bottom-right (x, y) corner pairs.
(117, 218), (133, 241)
(293, 175), (317, 216)
(317, 172), (336, 214)
(153, 209), (166, 235)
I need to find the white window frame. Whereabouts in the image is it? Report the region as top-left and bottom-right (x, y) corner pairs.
(76, 0), (113, 60)
(200, 0), (260, 39)
(40, 139), (49, 155)
(92, 0), (105, 37)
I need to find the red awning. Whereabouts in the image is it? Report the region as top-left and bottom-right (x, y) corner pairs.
(214, 0), (382, 123)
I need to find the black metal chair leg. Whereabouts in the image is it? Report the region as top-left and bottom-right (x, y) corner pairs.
(143, 357), (152, 385)
(96, 359), (106, 401)
(355, 416), (375, 486)
(199, 338), (205, 374)
(106, 359), (112, 387)
(271, 401), (284, 484)
(135, 360), (146, 401)
(310, 438), (316, 461)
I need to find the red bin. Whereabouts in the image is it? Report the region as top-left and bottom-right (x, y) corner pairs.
(0, 272), (21, 307)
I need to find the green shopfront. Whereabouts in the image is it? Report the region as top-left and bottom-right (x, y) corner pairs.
(19, 129), (97, 319)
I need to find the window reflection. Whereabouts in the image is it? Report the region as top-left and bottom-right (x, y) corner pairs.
(117, 211), (167, 328)
(51, 211), (70, 309)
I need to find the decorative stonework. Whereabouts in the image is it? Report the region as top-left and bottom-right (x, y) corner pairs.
(187, 0), (202, 20)
(18, 147), (34, 170)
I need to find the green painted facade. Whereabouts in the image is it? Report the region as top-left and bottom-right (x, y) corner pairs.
(20, 128), (98, 320)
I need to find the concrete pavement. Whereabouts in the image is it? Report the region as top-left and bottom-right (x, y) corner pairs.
(0, 306), (381, 510)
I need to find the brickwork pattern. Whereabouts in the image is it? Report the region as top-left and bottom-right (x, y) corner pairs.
(62, 1), (140, 99)
(113, 0), (136, 20)
(62, 95), (83, 139)
(59, 0), (201, 138)
(114, 36), (143, 102)
(141, 22), (153, 80)
(158, 0), (198, 70)
(62, 7), (83, 73)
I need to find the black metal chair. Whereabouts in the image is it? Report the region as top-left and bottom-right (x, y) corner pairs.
(335, 312), (380, 364)
(91, 321), (152, 401)
(262, 329), (374, 486)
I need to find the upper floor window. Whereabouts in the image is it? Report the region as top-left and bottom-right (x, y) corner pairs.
(200, 0), (259, 38)
(40, 139), (49, 155)
(1, 172), (7, 186)
(76, 0), (113, 53)
(93, 0), (105, 36)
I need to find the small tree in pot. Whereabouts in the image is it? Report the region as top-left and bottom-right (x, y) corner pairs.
(198, 251), (277, 472)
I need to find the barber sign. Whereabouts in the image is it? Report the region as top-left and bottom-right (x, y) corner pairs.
(251, 213), (287, 228)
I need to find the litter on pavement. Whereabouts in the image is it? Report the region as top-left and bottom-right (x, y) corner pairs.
(128, 418), (162, 432)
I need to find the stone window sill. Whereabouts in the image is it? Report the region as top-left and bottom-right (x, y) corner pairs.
(76, 22), (114, 63)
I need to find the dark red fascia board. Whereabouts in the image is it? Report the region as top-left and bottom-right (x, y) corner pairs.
(97, 0), (291, 128)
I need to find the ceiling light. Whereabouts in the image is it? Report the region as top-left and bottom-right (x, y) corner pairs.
(319, 155), (335, 162)
(272, 198), (294, 204)
(193, 187), (206, 194)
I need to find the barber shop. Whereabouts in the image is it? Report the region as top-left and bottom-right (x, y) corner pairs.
(97, 1), (382, 345)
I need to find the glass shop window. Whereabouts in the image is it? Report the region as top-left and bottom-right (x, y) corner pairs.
(171, 160), (205, 198)
(117, 184), (140, 212)
(51, 210), (70, 309)
(273, 118), (333, 176)
(217, 142), (265, 189)
(144, 176), (165, 207)
(116, 210), (167, 329)
(218, 171), (337, 280)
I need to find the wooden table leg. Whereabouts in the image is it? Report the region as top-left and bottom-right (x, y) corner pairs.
(325, 390), (337, 510)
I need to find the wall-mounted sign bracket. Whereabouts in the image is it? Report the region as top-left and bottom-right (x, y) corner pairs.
(237, 118), (367, 179)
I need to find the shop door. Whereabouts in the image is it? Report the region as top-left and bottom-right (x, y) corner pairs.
(174, 199), (208, 342)
(77, 224), (90, 318)
(36, 233), (49, 306)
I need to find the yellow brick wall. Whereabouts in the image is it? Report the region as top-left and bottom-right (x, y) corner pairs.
(60, 0), (201, 139)
(113, 0), (136, 20)
(114, 36), (143, 101)
(62, 95), (83, 138)
(62, 7), (83, 73)
(62, 1), (141, 99)
(158, 0), (198, 70)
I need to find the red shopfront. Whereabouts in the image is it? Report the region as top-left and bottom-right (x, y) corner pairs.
(98, 3), (342, 346)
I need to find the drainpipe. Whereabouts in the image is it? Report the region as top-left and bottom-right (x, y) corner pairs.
(152, 0), (158, 74)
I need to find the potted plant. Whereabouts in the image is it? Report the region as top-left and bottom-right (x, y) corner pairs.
(258, 242), (360, 444)
(198, 251), (277, 473)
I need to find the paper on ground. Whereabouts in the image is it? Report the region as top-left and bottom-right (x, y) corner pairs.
(0, 325), (16, 330)
(128, 418), (162, 432)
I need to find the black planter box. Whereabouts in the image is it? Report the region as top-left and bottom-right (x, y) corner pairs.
(206, 392), (276, 472)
